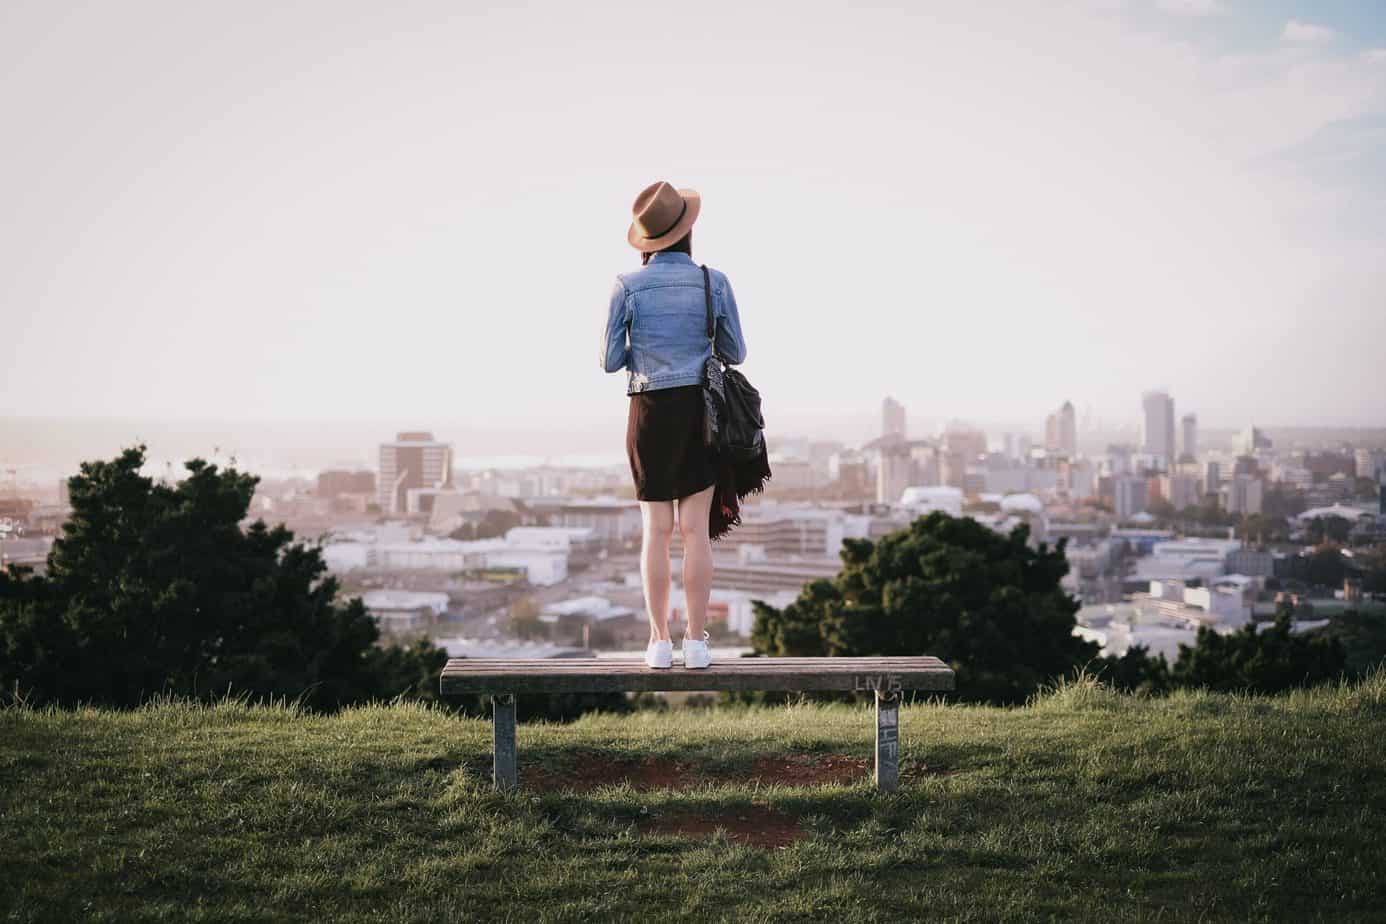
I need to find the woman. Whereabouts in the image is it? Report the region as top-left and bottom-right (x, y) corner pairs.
(601, 180), (748, 670)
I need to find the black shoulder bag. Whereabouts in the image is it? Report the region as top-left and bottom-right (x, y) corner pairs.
(701, 265), (766, 462)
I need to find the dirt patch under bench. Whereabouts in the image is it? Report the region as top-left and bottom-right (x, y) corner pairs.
(524, 751), (883, 791)
(525, 751), (698, 792)
(640, 804), (806, 849)
(748, 754), (870, 786)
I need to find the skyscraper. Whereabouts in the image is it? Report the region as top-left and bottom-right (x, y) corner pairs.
(876, 443), (912, 504)
(378, 431), (453, 515)
(1141, 391), (1176, 468)
(881, 397), (906, 440)
(1115, 476), (1148, 520)
(1045, 403), (1076, 456)
(1239, 425), (1272, 454)
(1180, 413), (1197, 461)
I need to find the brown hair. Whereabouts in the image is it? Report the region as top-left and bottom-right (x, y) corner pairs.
(641, 231), (692, 266)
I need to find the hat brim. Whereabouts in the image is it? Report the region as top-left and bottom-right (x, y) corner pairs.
(627, 189), (701, 252)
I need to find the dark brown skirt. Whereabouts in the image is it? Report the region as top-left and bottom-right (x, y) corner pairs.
(626, 384), (718, 501)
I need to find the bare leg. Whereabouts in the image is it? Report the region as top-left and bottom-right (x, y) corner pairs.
(676, 484), (716, 640)
(640, 500), (676, 642)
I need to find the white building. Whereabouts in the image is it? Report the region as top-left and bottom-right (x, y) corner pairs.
(1076, 578), (1250, 661)
(321, 542), (370, 572)
(669, 586), (798, 636)
(705, 504), (868, 559)
(877, 445), (913, 505)
(324, 533), (568, 585)
(361, 590), (449, 631)
(504, 526), (596, 551)
(1297, 503), (1373, 525)
(1131, 537), (1240, 584)
(555, 498), (642, 542)
(900, 485), (963, 517)
(540, 595), (635, 624)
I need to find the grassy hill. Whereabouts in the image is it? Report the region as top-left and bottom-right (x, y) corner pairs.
(3, 674), (1385, 923)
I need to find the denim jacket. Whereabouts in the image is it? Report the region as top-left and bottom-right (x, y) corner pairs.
(600, 251), (747, 394)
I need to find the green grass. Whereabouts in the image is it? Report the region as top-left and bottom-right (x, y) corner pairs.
(3, 674), (1386, 923)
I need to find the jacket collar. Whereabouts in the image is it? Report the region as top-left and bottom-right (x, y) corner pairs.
(648, 252), (694, 266)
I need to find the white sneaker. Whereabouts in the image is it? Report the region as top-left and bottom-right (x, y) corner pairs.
(645, 639), (672, 669)
(682, 632), (712, 670)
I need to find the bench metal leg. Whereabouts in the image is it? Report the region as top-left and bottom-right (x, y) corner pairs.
(875, 692), (900, 792)
(492, 694), (517, 789)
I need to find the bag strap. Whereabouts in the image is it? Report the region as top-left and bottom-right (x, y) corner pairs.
(701, 264), (719, 356)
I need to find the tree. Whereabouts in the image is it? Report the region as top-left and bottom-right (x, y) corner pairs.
(750, 512), (1096, 704)
(450, 508), (523, 542)
(0, 447), (444, 710)
(1262, 487), (1306, 521)
(1305, 546), (1348, 589)
(508, 597), (548, 640)
(1321, 608), (1386, 677)
(1356, 545), (1386, 596)
(1170, 611), (1345, 694)
(1146, 498), (1177, 524)
(1092, 645), (1170, 695)
(1307, 516), (1353, 546)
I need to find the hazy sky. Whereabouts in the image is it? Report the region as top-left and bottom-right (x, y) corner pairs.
(3, 0), (1384, 444)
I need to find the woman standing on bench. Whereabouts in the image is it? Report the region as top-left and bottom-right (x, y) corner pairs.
(600, 180), (749, 671)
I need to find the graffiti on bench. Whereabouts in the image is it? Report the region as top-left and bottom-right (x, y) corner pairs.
(852, 673), (903, 693)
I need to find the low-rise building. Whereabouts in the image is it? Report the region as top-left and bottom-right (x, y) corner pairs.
(361, 590), (449, 632)
(540, 595), (636, 624)
(1225, 547), (1275, 578)
(1131, 537), (1240, 584)
(554, 498), (642, 543)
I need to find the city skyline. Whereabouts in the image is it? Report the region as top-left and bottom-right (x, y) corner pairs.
(3, 1), (1385, 428)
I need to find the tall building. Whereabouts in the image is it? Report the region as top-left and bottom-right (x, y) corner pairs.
(1044, 401), (1077, 457)
(876, 443), (912, 504)
(1203, 461), (1221, 498)
(1056, 458), (1096, 499)
(882, 397), (906, 440)
(378, 432), (453, 516)
(1115, 477), (1148, 520)
(943, 422), (987, 460)
(1058, 401), (1077, 457)
(1141, 391), (1176, 468)
(1162, 474), (1200, 511)
(1223, 474), (1263, 516)
(1180, 414), (1198, 462)
(1355, 447), (1383, 480)
(1239, 425), (1272, 455)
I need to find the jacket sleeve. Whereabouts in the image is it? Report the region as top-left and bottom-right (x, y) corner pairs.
(600, 278), (630, 373)
(714, 272), (747, 365)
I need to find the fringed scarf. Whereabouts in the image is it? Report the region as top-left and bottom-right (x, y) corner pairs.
(709, 444), (773, 541)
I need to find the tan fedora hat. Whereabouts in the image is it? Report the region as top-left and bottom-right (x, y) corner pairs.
(627, 180), (701, 252)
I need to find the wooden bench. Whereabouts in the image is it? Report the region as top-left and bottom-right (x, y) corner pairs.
(439, 656), (955, 792)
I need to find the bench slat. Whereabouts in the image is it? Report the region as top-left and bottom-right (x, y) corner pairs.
(440, 656), (955, 695)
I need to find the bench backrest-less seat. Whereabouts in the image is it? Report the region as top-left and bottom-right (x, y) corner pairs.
(440, 656), (955, 791)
